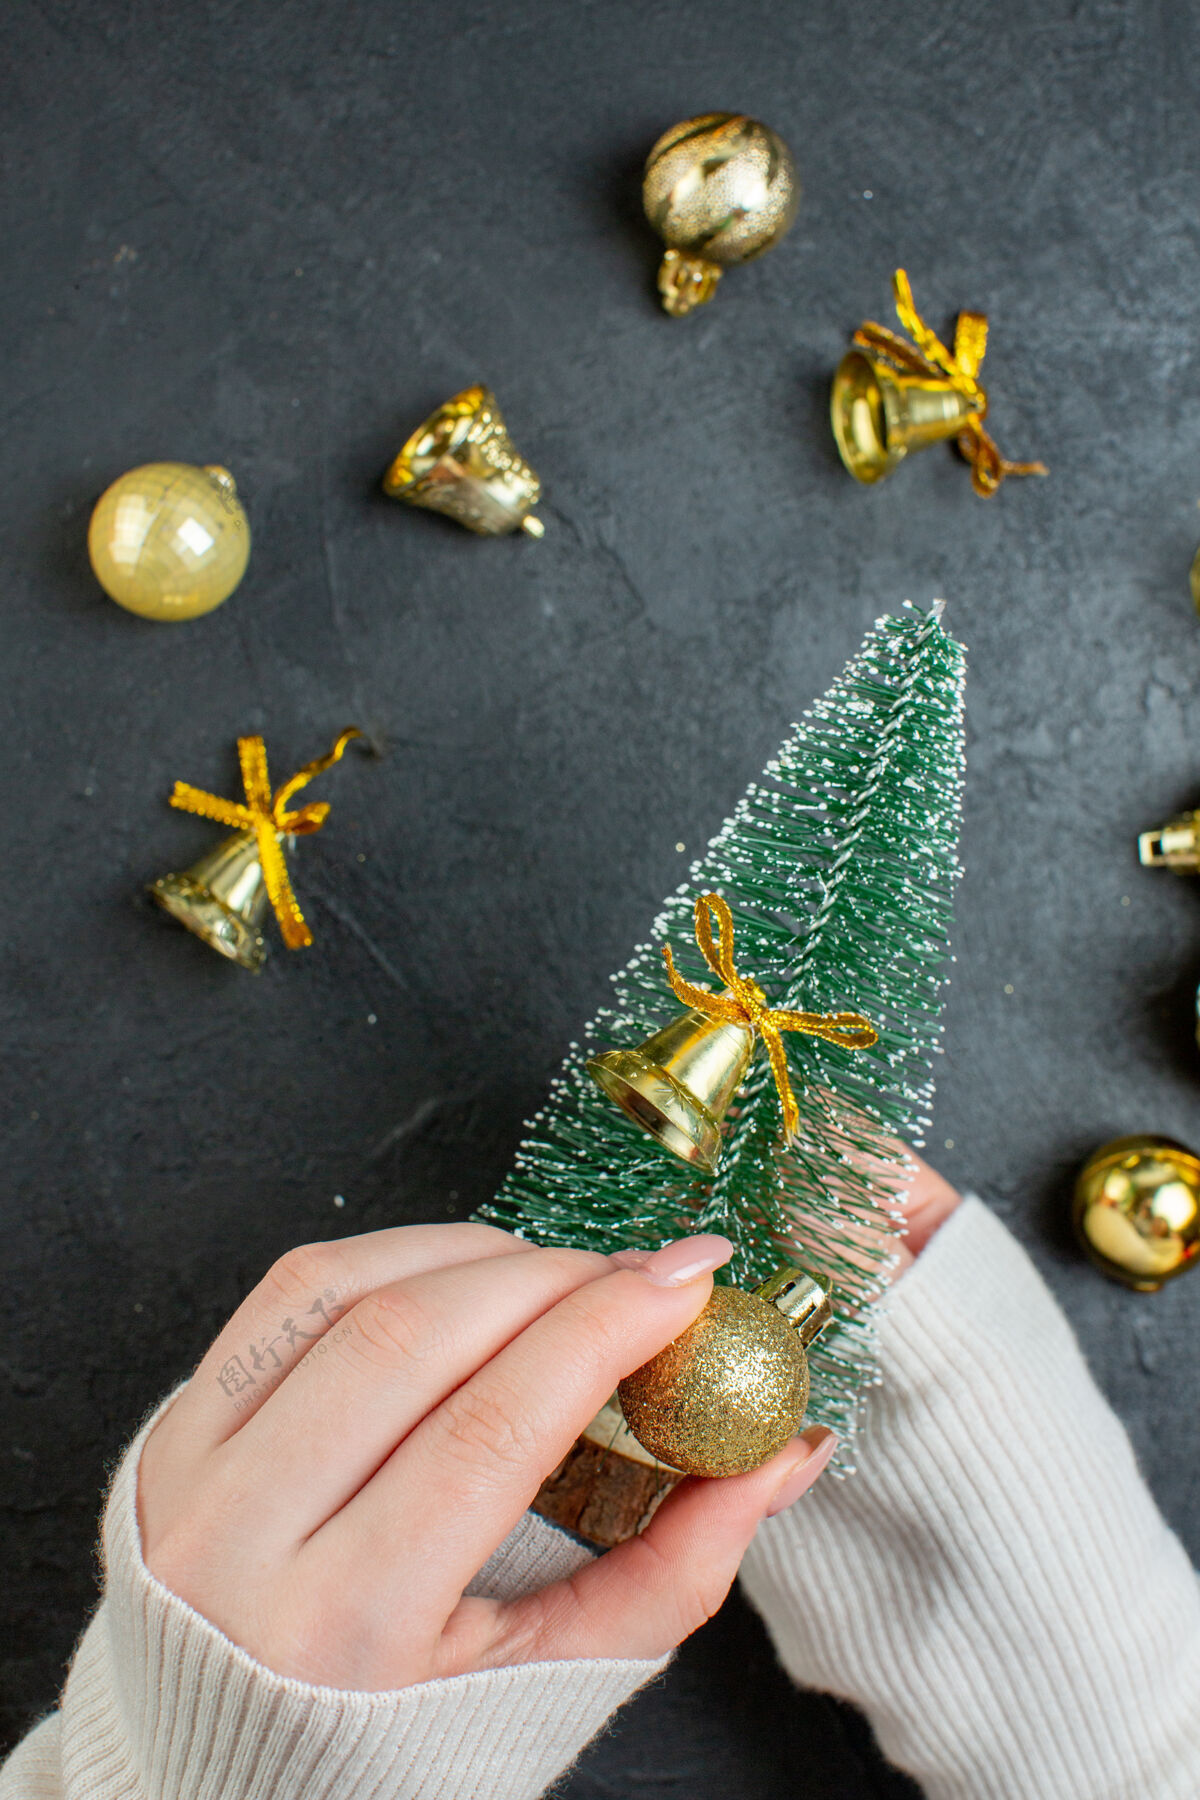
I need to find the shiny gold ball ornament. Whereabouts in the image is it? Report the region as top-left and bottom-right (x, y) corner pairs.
(642, 113), (799, 317)
(1074, 1136), (1200, 1291)
(88, 463), (250, 621)
(1190, 545), (1200, 615)
(618, 1266), (832, 1477)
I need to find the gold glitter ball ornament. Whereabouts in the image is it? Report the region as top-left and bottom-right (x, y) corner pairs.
(1074, 1135), (1200, 1291)
(88, 462), (250, 621)
(642, 113), (799, 317)
(618, 1267), (832, 1478)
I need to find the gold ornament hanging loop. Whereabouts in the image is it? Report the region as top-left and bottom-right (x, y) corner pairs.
(853, 269), (1047, 497)
(661, 892), (877, 1142)
(168, 727), (363, 949)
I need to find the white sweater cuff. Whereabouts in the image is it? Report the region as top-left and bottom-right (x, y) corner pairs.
(740, 1195), (1200, 1800)
(3, 1399), (665, 1800)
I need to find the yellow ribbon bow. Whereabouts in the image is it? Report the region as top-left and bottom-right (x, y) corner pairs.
(854, 268), (1047, 497)
(662, 892), (878, 1143)
(169, 728), (363, 949)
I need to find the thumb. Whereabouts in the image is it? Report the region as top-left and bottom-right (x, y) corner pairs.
(489, 1427), (837, 1665)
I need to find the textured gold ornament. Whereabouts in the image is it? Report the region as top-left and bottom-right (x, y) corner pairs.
(642, 114), (799, 317)
(832, 271), (1046, 495)
(383, 385), (544, 536)
(88, 462), (250, 621)
(1074, 1136), (1200, 1290)
(618, 1266), (832, 1477)
(1190, 546), (1200, 615)
(151, 729), (362, 968)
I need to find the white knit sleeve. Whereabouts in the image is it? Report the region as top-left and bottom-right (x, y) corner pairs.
(740, 1195), (1200, 1800)
(0, 1402), (663, 1800)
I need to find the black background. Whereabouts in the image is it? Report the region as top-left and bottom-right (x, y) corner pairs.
(4, 3), (1200, 1792)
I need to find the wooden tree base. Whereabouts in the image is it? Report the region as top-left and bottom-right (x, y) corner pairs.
(531, 1399), (682, 1548)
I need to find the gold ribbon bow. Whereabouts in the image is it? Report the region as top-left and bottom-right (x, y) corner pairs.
(662, 892), (878, 1142)
(169, 728), (363, 949)
(854, 268), (1047, 497)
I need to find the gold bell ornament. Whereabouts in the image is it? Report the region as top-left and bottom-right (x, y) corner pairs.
(589, 1002), (754, 1175)
(150, 728), (363, 971)
(831, 270), (1047, 496)
(587, 893), (876, 1173)
(642, 113), (799, 317)
(88, 462), (250, 621)
(1074, 1136), (1200, 1290)
(1137, 805), (1200, 1044)
(382, 384), (544, 537)
(619, 1265), (833, 1477)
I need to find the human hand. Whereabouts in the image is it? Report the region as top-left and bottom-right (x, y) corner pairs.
(893, 1151), (961, 1277)
(789, 1114), (962, 1296)
(138, 1223), (835, 1691)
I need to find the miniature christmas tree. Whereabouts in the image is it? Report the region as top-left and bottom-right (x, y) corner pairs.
(480, 603), (966, 1465)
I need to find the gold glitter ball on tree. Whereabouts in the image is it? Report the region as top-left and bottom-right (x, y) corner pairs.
(642, 113), (799, 317)
(618, 1267), (831, 1478)
(88, 462), (250, 621)
(1074, 1135), (1200, 1291)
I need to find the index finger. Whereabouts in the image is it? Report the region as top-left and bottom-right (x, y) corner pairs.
(155, 1222), (533, 1459)
(313, 1234), (733, 1636)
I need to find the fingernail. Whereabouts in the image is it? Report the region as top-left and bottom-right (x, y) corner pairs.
(618, 1233), (733, 1287)
(765, 1429), (837, 1517)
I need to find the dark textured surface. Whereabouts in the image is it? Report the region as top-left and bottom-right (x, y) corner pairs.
(2, 1), (1198, 1790)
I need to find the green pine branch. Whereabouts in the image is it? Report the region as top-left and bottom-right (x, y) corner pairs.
(479, 604), (966, 1463)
